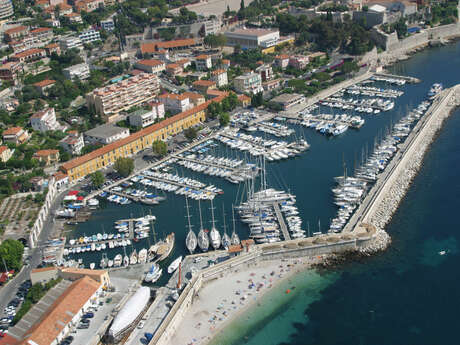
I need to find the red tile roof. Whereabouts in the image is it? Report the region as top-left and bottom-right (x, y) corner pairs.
(141, 38), (196, 54)
(60, 96), (226, 172)
(33, 79), (56, 87)
(30, 27), (52, 34)
(137, 59), (165, 67)
(3, 127), (23, 136)
(0, 146), (9, 154)
(195, 54), (209, 60)
(5, 26), (28, 35)
(193, 79), (216, 87)
(14, 48), (45, 59)
(33, 149), (59, 157)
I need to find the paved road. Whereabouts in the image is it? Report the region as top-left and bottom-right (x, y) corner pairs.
(0, 189), (68, 319)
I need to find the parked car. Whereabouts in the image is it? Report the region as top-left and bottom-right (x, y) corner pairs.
(80, 319), (90, 324)
(137, 321), (144, 329)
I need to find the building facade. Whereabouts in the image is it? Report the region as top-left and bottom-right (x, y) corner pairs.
(225, 28), (280, 49)
(86, 73), (160, 121)
(63, 63), (90, 80)
(2, 127), (29, 144)
(59, 37), (83, 50)
(60, 103), (212, 182)
(195, 55), (212, 71)
(134, 59), (166, 74)
(0, 0), (14, 20)
(158, 93), (191, 113)
(211, 69), (228, 87)
(0, 145), (13, 162)
(60, 132), (84, 155)
(33, 149), (60, 165)
(79, 29), (101, 43)
(30, 108), (64, 132)
(234, 73), (263, 94)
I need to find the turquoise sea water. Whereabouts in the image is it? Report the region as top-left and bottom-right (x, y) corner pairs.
(214, 43), (460, 345)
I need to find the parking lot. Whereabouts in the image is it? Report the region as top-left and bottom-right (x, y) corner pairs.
(0, 279), (31, 332)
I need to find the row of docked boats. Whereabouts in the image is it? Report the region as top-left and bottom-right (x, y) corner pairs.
(63, 238), (134, 256)
(185, 198), (240, 254)
(322, 96), (395, 113)
(328, 85), (439, 233)
(370, 75), (406, 85)
(247, 121), (295, 137)
(346, 84), (404, 98)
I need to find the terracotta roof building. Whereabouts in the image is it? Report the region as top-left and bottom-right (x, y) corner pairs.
(134, 59), (166, 74)
(2, 127), (29, 144)
(0, 61), (23, 84)
(140, 38), (199, 55)
(0, 145), (13, 163)
(33, 79), (56, 95)
(33, 149), (60, 165)
(192, 79), (216, 93)
(11, 48), (46, 63)
(4, 26), (29, 42)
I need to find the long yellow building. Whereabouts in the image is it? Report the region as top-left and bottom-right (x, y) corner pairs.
(60, 101), (212, 182)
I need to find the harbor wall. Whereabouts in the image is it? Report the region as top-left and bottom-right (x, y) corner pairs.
(149, 233), (377, 345)
(344, 85), (460, 236)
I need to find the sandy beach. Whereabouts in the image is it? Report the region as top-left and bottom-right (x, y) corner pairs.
(168, 257), (323, 345)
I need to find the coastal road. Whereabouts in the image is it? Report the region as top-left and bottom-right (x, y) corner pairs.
(0, 189), (68, 319)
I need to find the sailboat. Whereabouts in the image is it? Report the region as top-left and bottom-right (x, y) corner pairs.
(197, 200), (209, 252)
(231, 204), (240, 245)
(209, 199), (221, 250)
(89, 262), (95, 270)
(221, 204), (231, 249)
(138, 248), (147, 264)
(114, 254), (122, 267)
(122, 244), (129, 267)
(100, 253), (108, 268)
(185, 198), (197, 254)
(130, 249), (138, 265)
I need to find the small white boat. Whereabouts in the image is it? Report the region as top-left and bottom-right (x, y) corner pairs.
(123, 255), (129, 267)
(89, 263), (95, 270)
(108, 259), (114, 268)
(168, 256), (182, 274)
(114, 254), (122, 267)
(439, 250), (447, 255)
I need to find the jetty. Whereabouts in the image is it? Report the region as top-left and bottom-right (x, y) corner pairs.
(373, 72), (421, 84)
(343, 85), (460, 234)
(272, 202), (291, 241)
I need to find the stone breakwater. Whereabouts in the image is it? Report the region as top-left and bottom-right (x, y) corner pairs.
(362, 86), (460, 254)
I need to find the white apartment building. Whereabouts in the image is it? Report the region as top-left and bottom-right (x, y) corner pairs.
(101, 20), (115, 31)
(63, 63), (90, 80)
(211, 69), (228, 87)
(195, 55), (212, 71)
(234, 73), (263, 95)
(84, 124), (130, 145)
(128, 104), (165, 128)
(59, 37), (83, 50)
(79, 29), (101, 44)
(30, 108), (66, 132)
(158, 93), (191, 114)
(86, 73), (160, 120)
(225, 28), (280, 49)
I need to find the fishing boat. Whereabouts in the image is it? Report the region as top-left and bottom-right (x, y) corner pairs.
(185, 198), (197, 254)
(209, 199), (221, 250)
(130, 250), (138, 265)
(114, 254), (122, 267)
(167, 256), (182, 274)
(197, 201), (209, 252)
(144, 264), (162, 283)
(138, 248), (148, 264)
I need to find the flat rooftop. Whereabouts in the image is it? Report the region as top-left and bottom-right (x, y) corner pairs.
(84, 124), (128, 139)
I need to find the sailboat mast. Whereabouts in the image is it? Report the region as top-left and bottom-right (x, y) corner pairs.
(222, 204), (227, 234)
(210, 199), (216, 229)
(198, 200), (204, 230)
(232, 204), (236, 234)
(185, 197), (192, 231)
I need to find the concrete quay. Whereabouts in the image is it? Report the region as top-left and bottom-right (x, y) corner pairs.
(343, 85), (460, 241)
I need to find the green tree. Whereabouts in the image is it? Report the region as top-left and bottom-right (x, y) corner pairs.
(251, 92), (264, 108)
(204, 34), (227, 48)
(0, 239), (24, 272)
(152, 140), (167, 157)
(184, 127), (198, 141)
(113, 157), (134, 177)
(219, 112), (230, 126)
(90, 171), (105, 188)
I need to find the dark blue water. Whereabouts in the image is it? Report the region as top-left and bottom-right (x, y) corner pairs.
(218, 42), (460, 345)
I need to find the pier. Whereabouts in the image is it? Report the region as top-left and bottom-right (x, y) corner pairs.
(373, 72), (421, 84)
(272, 202), (291, 241)
(343, 84), (460, 234)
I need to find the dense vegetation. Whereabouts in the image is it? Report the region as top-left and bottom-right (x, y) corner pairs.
(429, 0), (459, 26)
(0, 239), (24, 272)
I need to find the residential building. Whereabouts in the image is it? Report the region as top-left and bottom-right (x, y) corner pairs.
(234, 73), (263, 94)
(274, 54), (289, 68)
(2, 127), (29, 144)
(60, 132), (84, 155)
(158, 93), (191, 113)
(192, 79), (217, 94)
(33, 79), (56, 95)
(59, 100), (219, 182)
(238, 94), (251, 107)
(140, 38), (199, 55)
(59, 37), (83, 50)
(271, 93), (305, 110)
(33, 149), (60, 165)
(195, 54), (212, 71)
(204, 19), (221, 35)
(211, 69), (228, 87)
(11, 48), (46, 63)
(221, 59), (230, 70)
(0, 0), (14, 20)
(262, 78), (281, 92)
(289, 55), (310, 69)
(4, 25), (29, 42)
(75, 0), (104, 12)
(255, 64), (273, 81)
(135, 59), (166, 74)
(166, 63), (183, 76)
(86, 73), (160, 121)
(64, 12), (83, 23)
(128, 106), (165, 128)
(182, 92), (205, 106)
(101, 19), (115, 31)
(59, 267), (110, 285)
(46, 2), (73, 16)
(84, 124), (130, 145)
(63, 63), (90, 80)
(4, 276), (103, 345)
(29, 266), (59, 285)
(30, 27), (53, 42)
(225, 28), (280, 49)
(176, 58), (191, 69)
(0, 61), (22, 84)
(79, 29), (100, 43)
(44, 43), (61, 56)
(0, 146), (13, 162)
(30, 108), (66, 132)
